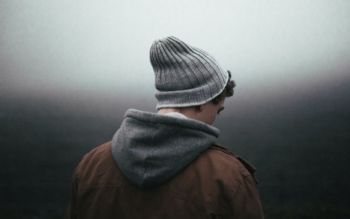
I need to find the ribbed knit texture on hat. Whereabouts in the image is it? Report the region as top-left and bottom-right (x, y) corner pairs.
(150, 36), (229, 110)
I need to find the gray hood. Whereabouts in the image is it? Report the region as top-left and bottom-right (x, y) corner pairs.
(111, 109), (220, 188)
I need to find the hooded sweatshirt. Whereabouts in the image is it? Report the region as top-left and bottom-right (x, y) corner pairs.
(68, 109), (265, 219)
(111, 108), (220, 188)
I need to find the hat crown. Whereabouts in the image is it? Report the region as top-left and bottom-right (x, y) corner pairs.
(150, 36), (229, 109)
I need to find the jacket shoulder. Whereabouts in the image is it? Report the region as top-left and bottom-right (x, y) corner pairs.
(210, 144), (236, 157)
(75, 142), (115, 178)
(78, 142), (111, 164)
(209, 143), (257, 182)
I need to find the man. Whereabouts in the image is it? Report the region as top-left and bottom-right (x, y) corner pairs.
(67, 36), (264, 219)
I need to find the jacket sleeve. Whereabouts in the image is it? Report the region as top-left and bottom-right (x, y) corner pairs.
(228, 174), (264, 219)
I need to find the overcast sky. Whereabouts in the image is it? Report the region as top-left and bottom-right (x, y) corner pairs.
(1, 0), (350, 103)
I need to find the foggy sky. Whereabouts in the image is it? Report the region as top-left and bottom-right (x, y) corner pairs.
(1, 0), (350, 105)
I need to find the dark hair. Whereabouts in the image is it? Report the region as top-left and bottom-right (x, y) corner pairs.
(211, 70), (235, 105)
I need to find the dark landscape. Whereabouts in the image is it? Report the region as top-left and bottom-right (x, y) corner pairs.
(1, 74), (349, 219)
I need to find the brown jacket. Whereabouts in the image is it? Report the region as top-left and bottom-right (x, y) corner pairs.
(67, 141), (264, 219)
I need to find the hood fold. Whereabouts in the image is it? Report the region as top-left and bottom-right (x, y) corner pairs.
(111, 109), (220, 188)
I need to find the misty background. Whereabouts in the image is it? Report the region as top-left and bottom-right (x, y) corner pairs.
(1, 0), (350, 218)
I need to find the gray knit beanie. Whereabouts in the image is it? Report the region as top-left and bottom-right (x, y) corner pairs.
(150, 36), (230, 110)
